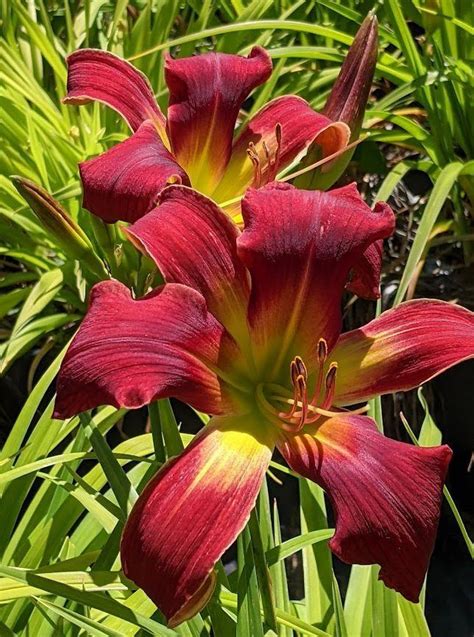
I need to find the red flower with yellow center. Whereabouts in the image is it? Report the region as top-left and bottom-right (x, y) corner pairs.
(63, 14), (380, 224)
(54, 183), (474, 627)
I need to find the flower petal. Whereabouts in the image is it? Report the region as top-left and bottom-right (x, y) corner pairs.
(64, 49), (166, 135)
(346, 239), (383, 299)
(80, 121), (190, 223)
(331, 299), (474, 406)
(214, 96), (349, 204)
(165, 47), (272, 194)
(54, 280), (231, 419)
(121, 414), (274, 626)
(127, 185), (249, 335)
(237, 182), (394, 376)
(278, 413), (451, 602)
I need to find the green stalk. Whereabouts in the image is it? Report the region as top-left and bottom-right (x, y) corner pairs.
(248, 508), (277, 633)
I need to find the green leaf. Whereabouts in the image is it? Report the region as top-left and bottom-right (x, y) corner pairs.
(344, 565), (372, 636)
(0, 268), (64, 373)
(266, 529), (334, 566)
(299, 479), (334, 630)
(236, 526), (264, 637)
(79, 413), (138, 516)
(270, 502), (291, 637)
(158, 399), (184, 457)
(221, 590), (331, 637)
(248, 508), (277, 632)
(0, 288), (29, 319)
(397, 596), (430, 637)
(0, 565), (176, 636)
(129, 20), (354, 62)
(33, 597), (123, 637)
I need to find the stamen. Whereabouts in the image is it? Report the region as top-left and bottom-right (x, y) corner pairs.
(247, 142), (262, 187)
(248, 124), (283, 186)
(318, 338), (328, 363)
(294, 355), (307, 381)
(269, 353), (364, 432)
(311, 338), (328, 406)
(296, 358), (337, 425)
(281, 356), (307, 419)
(286, 359), (299, 417)
(295, 374), (308, 430)
(322, 362), (338, 411)
(262, 140), (271, 163)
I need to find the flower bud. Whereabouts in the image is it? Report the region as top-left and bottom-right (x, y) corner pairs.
(295, 13), (378, 191)
(324, 12), (379, 139)
(12, 177), (106, 279)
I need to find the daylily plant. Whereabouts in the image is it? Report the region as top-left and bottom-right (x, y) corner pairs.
(54, 183), (474, 627)
(63, 16), (378, 223)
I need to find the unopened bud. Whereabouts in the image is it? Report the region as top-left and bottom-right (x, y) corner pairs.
(12, 177), (106, 279)
(296, 14), (378, 191)
(324, 13), (379, 138)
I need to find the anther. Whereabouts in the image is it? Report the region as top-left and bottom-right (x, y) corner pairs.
(262, 140), (271, 163)
(295, 374), (308, 430)
(247, 142), (262, 187)
(321, 362), (338, 411)
(311, 338), (328, 406)
(275, 123), (282, 147)
(325, 362), (338, 389)
(317, 338), (328, 364)
(294, 355), (307, 381)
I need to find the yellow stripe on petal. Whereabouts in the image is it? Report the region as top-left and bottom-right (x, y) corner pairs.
(121, 414), (276, 626)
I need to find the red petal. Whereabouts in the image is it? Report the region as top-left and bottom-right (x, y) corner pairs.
(127, 185), (249, 334)
(165, 47), (272, 193)
(214, 96), (349, 203)
(346, 239), (383, 299)
(121, 415), (274, 626)
(278, 414), (451, 602)
(80, 121), (189, 223)
(237, 182), (394, 374)
(54, 280), (231, 419)
(332, 299), (474, 406)
(64, 49), (165, 134)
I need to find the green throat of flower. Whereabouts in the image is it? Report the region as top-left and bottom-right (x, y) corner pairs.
(255, 338), (368, 432)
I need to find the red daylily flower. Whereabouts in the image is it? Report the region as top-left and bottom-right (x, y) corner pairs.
(54, 184), (474, 626)
(64, 47), (349, 223)
(63, 14), (379, 224)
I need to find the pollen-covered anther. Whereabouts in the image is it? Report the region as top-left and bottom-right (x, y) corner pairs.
(317, 338), (328, 364)
(311, 337), (328, 406)
(294, 355), (308, 381)
(294, 374), (308, 430)
(322, 362), (338, 409)
(247, 123), (282, 187)
(247, 142), (262, 187)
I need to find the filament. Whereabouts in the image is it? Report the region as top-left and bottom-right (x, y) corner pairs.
(266, 346), (366, 432)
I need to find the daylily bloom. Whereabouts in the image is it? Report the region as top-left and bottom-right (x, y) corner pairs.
(54, 183), (474, 627)
(62, 17), (377, 224)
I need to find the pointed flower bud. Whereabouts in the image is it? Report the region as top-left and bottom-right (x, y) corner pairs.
(295, 14), (378, 191)
(12, 177), (106, 279)
(324, 12), (379, 139)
